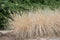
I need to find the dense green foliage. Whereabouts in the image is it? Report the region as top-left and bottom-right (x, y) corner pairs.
(0, 0), (60, 30)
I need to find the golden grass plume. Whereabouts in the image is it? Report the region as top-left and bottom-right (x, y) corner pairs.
(9, 9), (60, 39)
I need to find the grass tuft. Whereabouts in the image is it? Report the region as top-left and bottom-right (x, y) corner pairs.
(9, 9), (60, 39)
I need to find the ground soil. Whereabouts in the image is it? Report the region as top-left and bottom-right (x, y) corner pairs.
(0, 31), (60, 40)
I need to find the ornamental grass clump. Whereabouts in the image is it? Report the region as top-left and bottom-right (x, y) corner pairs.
(9, 9), (60, 40)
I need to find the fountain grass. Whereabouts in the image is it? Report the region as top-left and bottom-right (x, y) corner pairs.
(8, 9), (60, 40)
